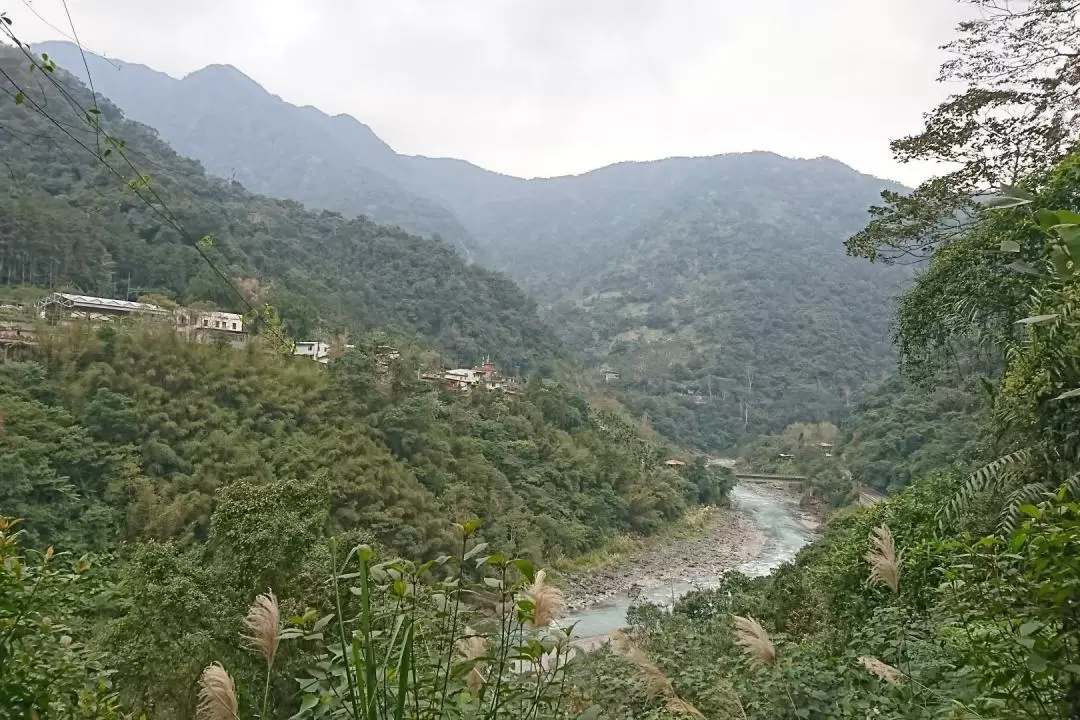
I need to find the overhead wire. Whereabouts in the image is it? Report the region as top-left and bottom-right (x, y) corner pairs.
(0, 18), (293, 350)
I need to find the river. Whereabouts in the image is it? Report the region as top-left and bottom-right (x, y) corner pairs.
(564, 483), (817, 640)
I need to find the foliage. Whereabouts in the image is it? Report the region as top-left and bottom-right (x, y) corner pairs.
(0, 518), (120, 719)
(0, 45), (561, 373)
(284, 533), (577, 720)
(2, 325), (703, 564)
(840, 371), (989, 495)
(846, 0), (1080, 262)
(21, 42), (915, 453)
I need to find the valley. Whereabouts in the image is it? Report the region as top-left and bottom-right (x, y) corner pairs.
(564, 482), (817, 640)
(4, 3), (1080, 717)
(38, 40), (909, 452)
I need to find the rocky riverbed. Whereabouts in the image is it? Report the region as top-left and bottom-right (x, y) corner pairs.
(561, 505), (768, 612)
(560, 482), (820, 640)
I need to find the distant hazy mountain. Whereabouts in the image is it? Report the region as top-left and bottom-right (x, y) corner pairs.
(1, 46), (561, 372)
(35, 41), (477, 256)
(36, 42), (909, 450)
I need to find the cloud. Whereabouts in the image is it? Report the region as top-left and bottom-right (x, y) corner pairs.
(9, 0), (968, 184)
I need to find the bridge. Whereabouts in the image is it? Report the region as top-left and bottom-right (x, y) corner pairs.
(735, 473), (807, 485)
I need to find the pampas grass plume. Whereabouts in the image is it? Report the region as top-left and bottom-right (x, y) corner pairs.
(612, 631), (708, 719)
(244, 589), (281, 668)
(732, 615), (776, 666)
(527, 569), (566, 627)
(457, 627), (487, 693)
(865, 526), (901, 594)
(858, 656), (904, 685)
(197, 663), (238, 720)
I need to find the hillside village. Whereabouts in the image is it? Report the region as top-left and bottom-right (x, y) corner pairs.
(0, 291), (521, 391)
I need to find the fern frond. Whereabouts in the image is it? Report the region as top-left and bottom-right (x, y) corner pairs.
(938, 448), (1032, 529)
(1062, 472), (1080, 501)
(997, 482), (1051, 535)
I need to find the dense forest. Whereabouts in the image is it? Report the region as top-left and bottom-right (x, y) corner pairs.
(0, 45), (559, 373)
(5, 0), (1080, 717)
(548, 156), (908, 450)
(3, 325), (708, 561)
(36, 42), (909, 452)
(1, 323), (729, 716)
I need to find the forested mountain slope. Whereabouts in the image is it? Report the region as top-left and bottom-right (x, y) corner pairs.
(3, 327), (710, 561)
(32, 43), (910, 449)
(0, 46), (559, 371)
(526, 155), (911, 449)
(34, 41), (477, 256)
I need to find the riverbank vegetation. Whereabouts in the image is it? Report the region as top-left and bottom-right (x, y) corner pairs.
(4, 0), (1080, 716)
(565, 2), (1080, 715)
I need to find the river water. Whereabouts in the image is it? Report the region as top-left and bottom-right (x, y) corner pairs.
(564, 484), (816, 639)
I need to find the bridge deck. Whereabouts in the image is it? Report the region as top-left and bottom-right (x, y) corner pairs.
(735, 473), (807, 483)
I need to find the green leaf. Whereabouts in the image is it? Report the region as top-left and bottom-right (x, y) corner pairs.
(1005, 260), (1041, 276)
(1036, 209), (1061, 228)
(14, 92), (24, 105)
(510, 558), (536, 583)
(300, 694), (319, 711)
(984, 195), (1032, 210)
(1018, 620), (1042, 636)
(1015, 314), (1059, 325)
(1028, 652), (1047, 672)
(1017, 504), (1041, 518)
(999, 184), (1037, 201)
(392, 622), (413, 720)
(998, 239), (1021, 253)
(463, 542), (488, 561)
(313, 613), (334, 632)
(1053, 388), (1080, 401)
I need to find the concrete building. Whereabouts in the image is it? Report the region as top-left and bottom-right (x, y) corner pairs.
(176, 310), (248, 348)
(294, 341), (356, 364)
(294, 341), (332, 363)
(36, 292), (167, 321)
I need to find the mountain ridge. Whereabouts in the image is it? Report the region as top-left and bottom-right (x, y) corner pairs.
(32, 41), (910, 450)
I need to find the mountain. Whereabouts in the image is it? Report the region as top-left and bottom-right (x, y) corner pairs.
(0, 45), (560, 372)
(430, 153), (909, 450)
(34, 41), (477, 257)
(34, 43), (909, 450)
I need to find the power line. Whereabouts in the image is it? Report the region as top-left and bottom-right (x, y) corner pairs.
(0, 23), (294, 351)
(16, 0), (120, 69)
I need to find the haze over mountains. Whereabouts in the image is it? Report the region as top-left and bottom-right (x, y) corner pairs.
(34, 41), (910, 449)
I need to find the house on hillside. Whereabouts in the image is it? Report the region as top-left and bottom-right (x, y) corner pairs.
(424, 358), (518, 393)
(294, 340), (355, 364)
(176, 309), (248, 348)
(665, 459), (686, 467)
(36, 292), (168, 322)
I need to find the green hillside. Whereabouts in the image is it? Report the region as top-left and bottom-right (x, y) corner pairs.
(537, 156), (910, 450)
(30, 44), (910, 450)
(2, 326), (705, 561)
(0, 46), (557, 372)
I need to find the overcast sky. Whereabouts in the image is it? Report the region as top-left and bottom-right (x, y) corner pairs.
(9, 0), (969, 185)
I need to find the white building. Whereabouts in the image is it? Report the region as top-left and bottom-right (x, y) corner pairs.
(175, 309), (248, 348)
(294, 341), (332, 363)
(36, 292), (167, 321)
(294, 341), (355, 364)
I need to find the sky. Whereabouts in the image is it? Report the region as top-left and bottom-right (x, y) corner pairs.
(7, 0), (970, 185)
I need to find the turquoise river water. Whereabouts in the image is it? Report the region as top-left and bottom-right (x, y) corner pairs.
(563, 484), (815, 639)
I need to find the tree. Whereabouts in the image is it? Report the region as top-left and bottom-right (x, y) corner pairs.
(847, 0), (1080, 262)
